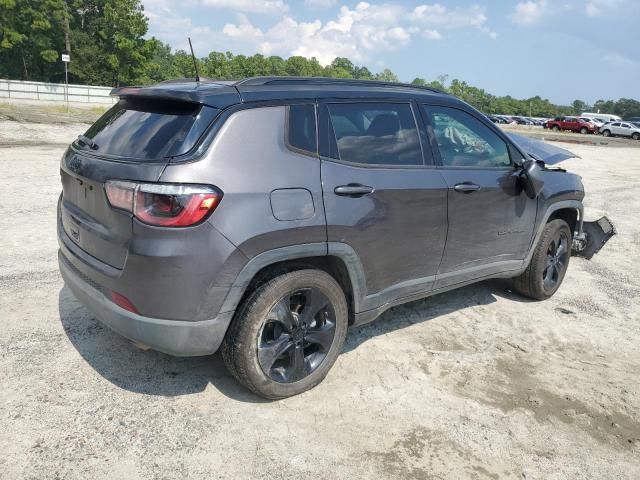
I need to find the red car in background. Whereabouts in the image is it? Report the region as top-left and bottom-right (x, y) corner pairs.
(545, 116), (598, 134)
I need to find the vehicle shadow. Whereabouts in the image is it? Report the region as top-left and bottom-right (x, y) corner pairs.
(343, 278), (530, 353)
(58, 287), (267, 403)
(59, 278), (525, 401)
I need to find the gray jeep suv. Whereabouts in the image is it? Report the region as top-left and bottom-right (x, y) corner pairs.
(58, 77), (590, 399)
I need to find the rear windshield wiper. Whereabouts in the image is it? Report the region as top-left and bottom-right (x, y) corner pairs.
(77, 135), (98, 150)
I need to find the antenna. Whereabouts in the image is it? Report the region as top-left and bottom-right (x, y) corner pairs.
(188, 37), (200, 83)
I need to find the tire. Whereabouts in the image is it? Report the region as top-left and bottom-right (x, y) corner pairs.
(580, 127), (588, 134)
(513, 219), (572, 300)
(221, 269), (348, 399)
(632, 132), (640, 140)
(552, 125), (560, 132)
(602, 129), (611, 137)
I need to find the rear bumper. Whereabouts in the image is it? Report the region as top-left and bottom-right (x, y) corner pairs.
(59, 250), (233, 356)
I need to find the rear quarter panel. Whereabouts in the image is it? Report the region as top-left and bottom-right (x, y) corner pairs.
(159, 105), (327, 258)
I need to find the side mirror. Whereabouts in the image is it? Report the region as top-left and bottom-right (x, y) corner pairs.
(519, 159), (545, 199)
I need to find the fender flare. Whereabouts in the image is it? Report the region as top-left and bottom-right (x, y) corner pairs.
(217, 242), (368, 316)
(525, 200), (583, 265)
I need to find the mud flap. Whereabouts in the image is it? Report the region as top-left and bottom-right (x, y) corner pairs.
(572, 216), (616, 259)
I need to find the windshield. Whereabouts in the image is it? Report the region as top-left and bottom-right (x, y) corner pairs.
(77, 98), (219, 161)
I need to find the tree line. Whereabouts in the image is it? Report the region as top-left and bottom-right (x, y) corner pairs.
(1, 0), (639, 118)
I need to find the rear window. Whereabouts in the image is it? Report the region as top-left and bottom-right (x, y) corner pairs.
(77, 98), (219, 161)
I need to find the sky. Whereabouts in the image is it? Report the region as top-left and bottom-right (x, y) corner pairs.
(141, 0), (640, 105)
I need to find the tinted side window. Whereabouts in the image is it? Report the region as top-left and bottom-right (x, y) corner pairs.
(327, 103), (422, 166)
(424, 105), (511, 168)
(287, 104), (317, 154)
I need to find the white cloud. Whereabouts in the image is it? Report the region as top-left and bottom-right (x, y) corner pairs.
(422, 29), (442, 40)
(586, 0), (622, 16)
(199, 0), (287, 13)
(509, 0), (624, 24)
(510, 0), (549, 25)
(603, 53), (636, 66)
(222, 14), (264, 39)
(304, 0), (338, 8)
(221, 2), (497, 65)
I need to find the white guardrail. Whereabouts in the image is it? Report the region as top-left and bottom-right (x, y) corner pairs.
(0, 79), (117, 104)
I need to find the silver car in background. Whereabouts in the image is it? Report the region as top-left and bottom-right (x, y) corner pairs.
(600, 121), (640, 139)
(579, 117), (604, 129)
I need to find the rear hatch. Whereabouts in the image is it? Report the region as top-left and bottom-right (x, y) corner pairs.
(60, 96), (220, 269)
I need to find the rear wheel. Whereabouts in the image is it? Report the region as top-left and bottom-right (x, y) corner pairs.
(222, 269), (348, 399)
(632, 132), (640, 140)
(602, 129), (611, 137)
(580, 127), (588, 134)
(513, 219), (572, 300)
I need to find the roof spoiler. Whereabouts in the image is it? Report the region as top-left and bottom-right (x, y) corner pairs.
(109, 81), (242, 109)
(110, 86), (203, 105)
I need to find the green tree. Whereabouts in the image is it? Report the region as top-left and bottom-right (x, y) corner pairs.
(353, 66), (374, 80)
(375, 68), (399, 82)
(0, 0), (67, 80)
(571, 99), (590, 115)
(66, 0), (151, 86)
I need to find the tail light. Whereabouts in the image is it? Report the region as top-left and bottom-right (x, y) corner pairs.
(105, 181), (222, 227)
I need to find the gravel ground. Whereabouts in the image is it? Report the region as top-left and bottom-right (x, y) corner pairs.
(0, 118), (639, 480)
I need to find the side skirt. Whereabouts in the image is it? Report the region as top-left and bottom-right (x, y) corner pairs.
(352, 266), (524, 327)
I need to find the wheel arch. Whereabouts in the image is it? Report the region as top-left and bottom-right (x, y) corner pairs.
(218, 242), (367, 326)
(548, 207), (580, 235)
(525, 200), (583, 265)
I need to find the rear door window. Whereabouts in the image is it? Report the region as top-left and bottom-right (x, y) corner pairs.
(326, 103), (423, 166)
(77, 98), (219, 161)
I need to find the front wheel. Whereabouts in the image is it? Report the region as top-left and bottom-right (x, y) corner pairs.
(552, 125), (560, 132)
(602, 129), (611, 137)
(513, 219), (572, 300)
(580, 127), (588, 134)
(222, 269), (348, 399)
(632, 132), (640, 140)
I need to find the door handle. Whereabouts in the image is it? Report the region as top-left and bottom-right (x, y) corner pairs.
(334, 184), (374, 197)
(453, 182), (481, 193)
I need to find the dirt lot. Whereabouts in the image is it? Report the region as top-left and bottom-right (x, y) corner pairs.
(1, 110), (639, 480)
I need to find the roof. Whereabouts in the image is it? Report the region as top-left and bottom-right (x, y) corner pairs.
(111, 76), (451, 110)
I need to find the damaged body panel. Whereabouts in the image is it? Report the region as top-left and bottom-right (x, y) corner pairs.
(508, 131), (616, 258)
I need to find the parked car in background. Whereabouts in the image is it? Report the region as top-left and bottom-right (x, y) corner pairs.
(579, 117), (604, 129)
(600, 121), (640, 139)
(581, 112), (622, 123)
(488, 115), (507, 124)
(545, 116), (598, 134)
(512, 116), (534, 125)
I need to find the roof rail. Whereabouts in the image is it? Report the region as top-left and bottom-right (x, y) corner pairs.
(234, 76), (446, 94)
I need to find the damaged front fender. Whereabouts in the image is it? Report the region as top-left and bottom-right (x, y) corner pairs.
(572, 216), (616, 259)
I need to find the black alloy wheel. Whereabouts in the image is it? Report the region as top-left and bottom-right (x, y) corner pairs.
(512, 219), (572, 300)
(542, 230), (569, 292)
(258, 288), (336, 383)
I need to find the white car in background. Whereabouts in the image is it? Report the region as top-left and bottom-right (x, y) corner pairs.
(580, 117), (604, 129)
(582, 112), (622, 123)
(600, 121), (640, 140)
